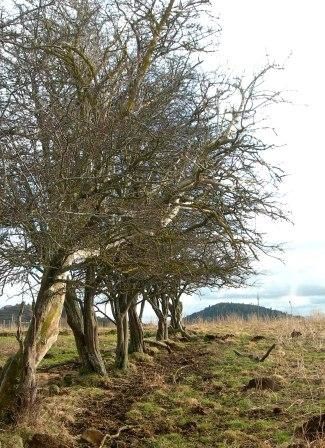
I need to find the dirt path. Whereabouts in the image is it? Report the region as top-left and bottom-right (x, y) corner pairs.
(68, 344), (210, 447)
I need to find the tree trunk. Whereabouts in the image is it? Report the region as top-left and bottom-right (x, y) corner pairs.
(0, 352), (23, 421)
(0, 262), (66, 420)
(152, 293), (169, 341)
(64, 288), (95, 374)
(65, 276), (107, 376)
(169, 296), (182, 330)
(128, 301), (144, 353)
(111, 289), (139, 370)
(115, 311), (129, 370)
(83, 267), (107, 375)
(156, 314), (168, 341)
(65, 289), (90, 370)
(169, 297), (191, 339)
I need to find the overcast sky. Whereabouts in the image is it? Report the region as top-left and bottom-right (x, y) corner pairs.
(1, 1), (324, 318)
(177, 0), (325, 319)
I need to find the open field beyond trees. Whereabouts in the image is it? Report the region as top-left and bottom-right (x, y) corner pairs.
(0, 315), (324, 448)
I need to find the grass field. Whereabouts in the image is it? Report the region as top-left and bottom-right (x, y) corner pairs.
(0, 314), (324, 447)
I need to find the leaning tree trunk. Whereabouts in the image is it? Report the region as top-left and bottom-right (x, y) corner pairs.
(65, 283), (106, 375)
(128, 301), (144, 354)
(0, 261), (67, 420)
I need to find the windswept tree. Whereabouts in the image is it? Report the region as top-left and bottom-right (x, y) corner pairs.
(0, 0), (286, 419)
(0, 0), (214, 417)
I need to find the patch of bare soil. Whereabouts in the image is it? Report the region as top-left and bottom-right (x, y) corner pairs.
(27, 433), (72, 448)
(67, 344), (210, 447)
(242, 375), (285, 392)
(298, 413), (325, 442)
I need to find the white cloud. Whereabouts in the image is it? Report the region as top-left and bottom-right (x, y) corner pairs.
(1, 0), (325, 318)
(182, 0), (325, 316)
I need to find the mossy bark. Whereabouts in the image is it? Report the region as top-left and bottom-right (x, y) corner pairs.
(128, 302), (144, 354)
(64, 288), (93, 373)
(0, 260), (66, 420)
(0, 352), (23, 421)
(65, 277), (107, 376)
(112, 291), (136, 370)
(152, 293), (169, 341)
(156, 315), (168, 340)
(111, 289), (138, 370)
(169, 297), (183, 331)
(83, 268), (107, 375)
(115, 311), (129, 370)
(169, 296), (190, 339)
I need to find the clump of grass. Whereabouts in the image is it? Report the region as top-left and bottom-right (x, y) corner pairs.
(0, 314), (324, 447)
(130, 352), (154, 364)
(0, 432), (24, 448)
(220, 429), (270, 448)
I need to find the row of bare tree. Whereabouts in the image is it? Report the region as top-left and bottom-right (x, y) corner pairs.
(0, 0), (286, 421)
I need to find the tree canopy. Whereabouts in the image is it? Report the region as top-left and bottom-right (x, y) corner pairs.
(0, 0), (287, 420)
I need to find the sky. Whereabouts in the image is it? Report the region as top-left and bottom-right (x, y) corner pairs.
(177, 0), (325, 319)
(1, 1), (324, 319)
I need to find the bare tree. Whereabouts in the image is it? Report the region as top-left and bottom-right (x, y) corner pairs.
(0, 0), (287, 418)
(0, 0), (213, 416)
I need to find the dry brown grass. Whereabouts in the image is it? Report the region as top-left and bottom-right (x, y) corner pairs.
(0, 314), (324, 447)
(186, 312), (325, 340)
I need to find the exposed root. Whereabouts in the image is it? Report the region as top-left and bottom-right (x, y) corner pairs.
(144, 338), (172, 353)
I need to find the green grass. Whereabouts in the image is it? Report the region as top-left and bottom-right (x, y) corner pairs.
(0, 316), (324, 447)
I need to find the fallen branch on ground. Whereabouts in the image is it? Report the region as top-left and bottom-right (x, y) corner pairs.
(234, 343), (276, 362)
(99, 426), (133, 448)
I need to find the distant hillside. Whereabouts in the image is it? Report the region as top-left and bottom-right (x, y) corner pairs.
(185, 302), (288, 322)
(0, 303), (33, 325)
(0, 304), (110, 328)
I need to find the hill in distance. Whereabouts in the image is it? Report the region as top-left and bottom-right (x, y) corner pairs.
(185, 302), (288, 322)
(0, 303), (33, 324)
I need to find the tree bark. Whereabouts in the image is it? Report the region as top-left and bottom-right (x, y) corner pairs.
(156, 314), (168, 341)
(0, 259), (66, 420)
(169, 296), (191, 339)
(169, 296), (182, 331)
(65, 288), (91, 371)
(150, 291), (169, 341)
(65, 273), (106, 376)
(112, 290), (129, 370)
(83, 267), (107, 375)
(128, 301), (144, 353)
(115, 311), (129, 370)
(0, 352), (23, 421)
